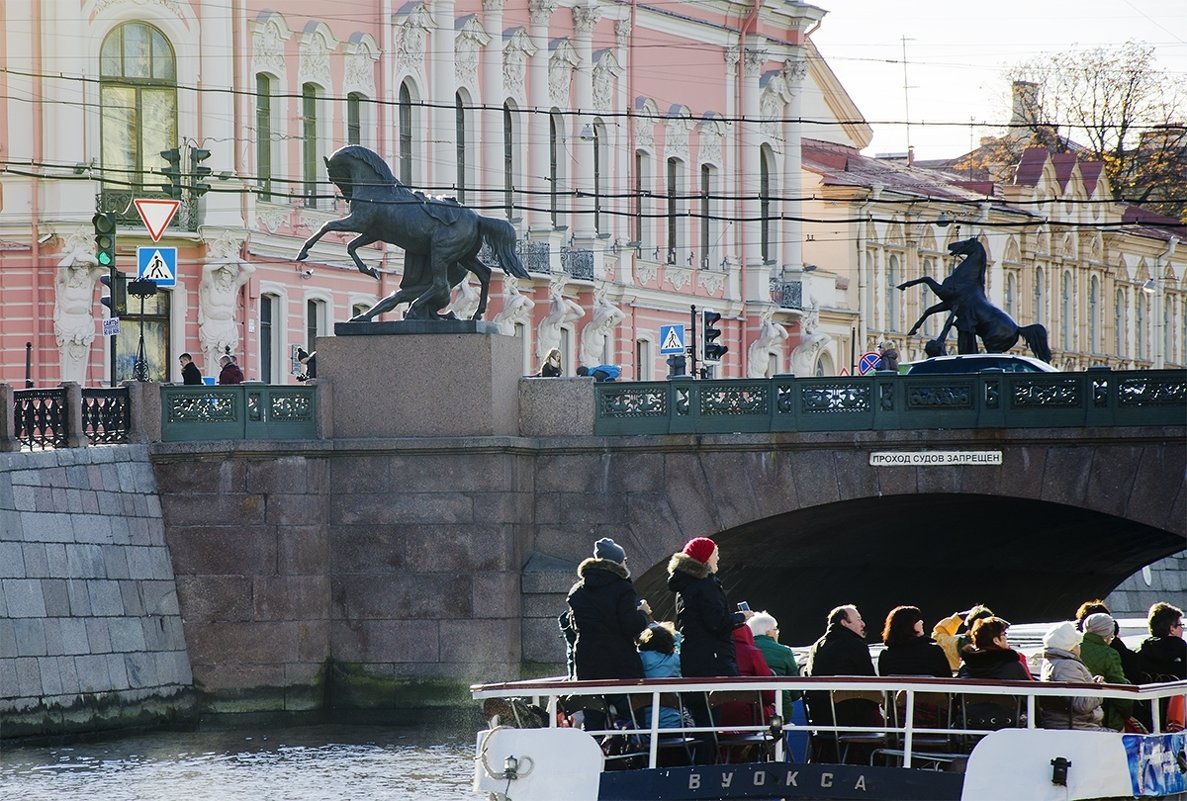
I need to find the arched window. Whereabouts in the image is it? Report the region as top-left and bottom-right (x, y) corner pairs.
(666, 157), (683, 263)
(1136, 292), (1147, 360)
(634, 150), (651, 250)
(399, 81), (414, 186)
(1061, 271), (1073, 351)
(503, 102), (518, 220)
(699, 164), (717, 269)
(1115, 288), (1126, 357)
(1034, 266), (1045, 323)
(259, 294), (279, 383)
(1005, 272), (1017, 320)
(865, 251), (876, 322)
(347, 92), (363, 146)
(1088, 276), (1099, 353)
(759, 144), (775, 263)
(301, 83), (323, 207)
(255, 74), (276, 201)
(455, 91), (468, 203)
(100, 22), (177, 205)
(550, 111), (563, 227)
(886, 254), (899, 332)
(593, 119), (607, 235)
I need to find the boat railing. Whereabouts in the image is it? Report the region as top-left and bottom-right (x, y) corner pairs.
(472, 674), (1187, 771)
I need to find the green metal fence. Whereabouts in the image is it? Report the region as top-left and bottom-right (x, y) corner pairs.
(594, 369), (1187, 436)
(160, 384), (317, 442)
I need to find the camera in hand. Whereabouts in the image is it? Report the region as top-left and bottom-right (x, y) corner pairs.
(737, 601), (750, 612)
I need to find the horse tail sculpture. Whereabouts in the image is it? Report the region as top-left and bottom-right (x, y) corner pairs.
(1019, 324), (1051, 363)
(478, 216), (530, 279)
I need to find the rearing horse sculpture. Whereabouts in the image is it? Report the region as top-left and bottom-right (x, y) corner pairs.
(898, 236), (1051, 362)
(296, 145), (529, 321)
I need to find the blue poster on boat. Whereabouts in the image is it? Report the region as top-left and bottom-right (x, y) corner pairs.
(1124, 732), (1187, 797)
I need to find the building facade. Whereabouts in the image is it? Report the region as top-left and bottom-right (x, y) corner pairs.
(0, 1), (1182, 389)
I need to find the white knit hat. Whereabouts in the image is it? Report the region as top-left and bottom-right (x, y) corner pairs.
(1043, 621), (1083, 651)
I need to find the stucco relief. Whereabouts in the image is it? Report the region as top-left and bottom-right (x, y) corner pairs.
(491, 276), (535, 336)
(299, 24), (336, 89)
(664, 112), (693, 161)
(747, 308), (789, 378)
(344, 34), (379, 98)
(615, 18), (632, 50)
(699, 269), (725, 296)
(697, 118), (724, 165)
(791, 297), (831, 377)
(251, 12), (290, 76)
(665, 265), (691, 292)
(199, 244), (255, 373)
(760, 77), (789, 148)
(256, 205), (290, 234)
(573, 5), (601, 34)
(592, 50), (621, 113)
(502, 29), (537, 103)
(455, 17), (491, 88)
(528, 0), (558, 27)
(549, 40), (579, 109)
(579, 284), (625, 366)
(636, 260), (658, 286)
(396, 4), (433, 79)
(538, 276), (584, 361)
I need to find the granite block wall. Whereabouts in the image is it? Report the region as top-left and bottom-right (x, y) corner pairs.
(0, 446), (195, 738)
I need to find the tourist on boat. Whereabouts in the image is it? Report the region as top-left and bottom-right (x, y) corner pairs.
(748, 611), (809, 762)
(1137, 602), (1186, 681)
(717, 625), (776, 729)
(805, 605), (882, 763)
(932, 604), (994, 673)
(636, 622), (686, 730)
(1075, 599), (1145, 684)
(567, 537), (652, 729)
(877, 605), (951, 678)
(1038, 621), (1107, 731)
(1079, 613), (1136, 731)
(958, 617), (1031, 731)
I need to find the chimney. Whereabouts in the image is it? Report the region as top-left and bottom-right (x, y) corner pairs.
(907, 145), (914, 166)
(1011, 81), (1040, 128)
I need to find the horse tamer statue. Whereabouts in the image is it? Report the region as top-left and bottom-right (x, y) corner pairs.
(898, 236), (1051, 362)
(296, 145), (529, 321)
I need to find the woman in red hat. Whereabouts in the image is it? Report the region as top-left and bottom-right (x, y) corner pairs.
(667, 537), (746, 678)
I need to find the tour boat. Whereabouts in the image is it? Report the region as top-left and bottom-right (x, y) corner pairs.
(471, 674), (1187, 800)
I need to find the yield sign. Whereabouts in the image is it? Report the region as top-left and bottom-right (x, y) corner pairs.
(134, 198), (180, 242)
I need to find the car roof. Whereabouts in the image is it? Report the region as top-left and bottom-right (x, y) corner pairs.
(904, 354), (1057, 373)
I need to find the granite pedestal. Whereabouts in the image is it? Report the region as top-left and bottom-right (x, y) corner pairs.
(317, 323), (522, 437)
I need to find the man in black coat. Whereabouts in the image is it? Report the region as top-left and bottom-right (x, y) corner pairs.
(179, 353), (203, 385)
(805, 604), (880, 763)
(566, 537), (650, 730)
(1138, 602), (1185, 681)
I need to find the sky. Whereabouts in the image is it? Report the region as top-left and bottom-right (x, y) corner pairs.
(809, 0), (1187, 159)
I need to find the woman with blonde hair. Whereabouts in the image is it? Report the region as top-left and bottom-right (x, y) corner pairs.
(537, 348), (562, 377)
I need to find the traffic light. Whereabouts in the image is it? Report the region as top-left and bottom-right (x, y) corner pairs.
(666, 353), (687, 379)
(702, 309), (728, 362)
(92, 212), (116, 268)
(160, 148), (182, 199)
(99, 270), (127, 317)
(190, 147), (212, 198)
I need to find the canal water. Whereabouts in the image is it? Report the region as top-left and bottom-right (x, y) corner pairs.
(0, 723), (478, 800)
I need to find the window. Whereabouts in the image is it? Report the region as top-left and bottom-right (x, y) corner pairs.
(635, 339), (652, 381)
(302, 83), (321, 207)
(1136, 293), (1147, 360)
(1033, 266), (1045, 323)
(455, 91), (468, 203)
(307, 299), (326, 350)
(921, 257), (936, 336)
(503, 102), (517, 219)
(865, 251), (876, 322)
(886, 254), (899, 332)
(1115, 288), (1126, 357)
(347, 92), (363, 146)
(1088, 276), (1099, 353)
(1005, 272), (1017, 320)
(399, 81), (414, 185)
(634, 150), (650, 250)
(699, 164), (716, 269)
(256, 74), (275, 201)
(593, 119), (606, 235)
(260, 294), (277, 383)
(114, 290), (171, 382)
(760, 145), (775, 263)
(550, 111), (563, 227)
(559, 328), (572, 371)
(100, 23), (177, 201)
(666, 157), (682, 263)
(1061, 271), (1073, 351)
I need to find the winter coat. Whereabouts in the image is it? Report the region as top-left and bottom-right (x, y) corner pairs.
(717, 627), (775, 727)
(1039, 647), (1106, 731)
(958, 647), (1032, 681)
(1079, 631), (1133, 730)
(932, 613), (974, 672)
(666, 552), (744, 677)
(1138, 635), (1187, 681)
(639, 649), (684, 729)
(566, 558), (649, 680)
(878, 636), (951, 678)
(181, 362), (203, 385)
(755, 633), (800, 717)
(807, 623), (876, 678)
(218, 362), (244, 384)
(1112, 636), (1146, 685)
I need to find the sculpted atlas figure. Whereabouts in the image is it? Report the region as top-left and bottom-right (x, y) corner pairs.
(296, 146), (529, 322)
(898, 236), (1051, 362)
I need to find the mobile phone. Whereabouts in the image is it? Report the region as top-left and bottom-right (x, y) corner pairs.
(737, 601), (750, 612)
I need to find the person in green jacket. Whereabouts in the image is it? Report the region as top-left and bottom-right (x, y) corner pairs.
(1078, 612), (1134, 731)
(747, 611), (811, 762)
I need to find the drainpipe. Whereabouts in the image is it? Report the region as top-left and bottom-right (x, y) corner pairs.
(31, 4), (44, 385)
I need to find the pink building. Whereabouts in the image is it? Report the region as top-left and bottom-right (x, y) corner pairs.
(0, 2), (1180, 388)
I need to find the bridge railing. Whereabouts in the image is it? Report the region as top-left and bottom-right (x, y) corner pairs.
(594, 368), (1187, 435)
(159, 384), (318, 442)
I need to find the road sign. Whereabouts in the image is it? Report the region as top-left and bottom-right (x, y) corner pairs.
(659, 324), (686, 354)
(137, 246), (177, 286)
(858, 351), (881, 375)
(134, 198), (180, 242)
(102, 318), (120, 337)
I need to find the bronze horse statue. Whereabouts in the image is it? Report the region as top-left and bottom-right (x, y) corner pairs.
(898, 236), (1051, 362)
(296, 146), (529, 321)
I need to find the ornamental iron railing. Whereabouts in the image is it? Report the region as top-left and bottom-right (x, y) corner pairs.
(13, 388), (69, 449)
(594, 369), (1187, 435)
(770, 279), (802, 309)
(160, 384), (317, 442)
(81, 388), (131, 445)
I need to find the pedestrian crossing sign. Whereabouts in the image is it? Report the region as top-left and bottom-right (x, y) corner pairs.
(659, 324), (686, 354)
(137, 246), (178, 287)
